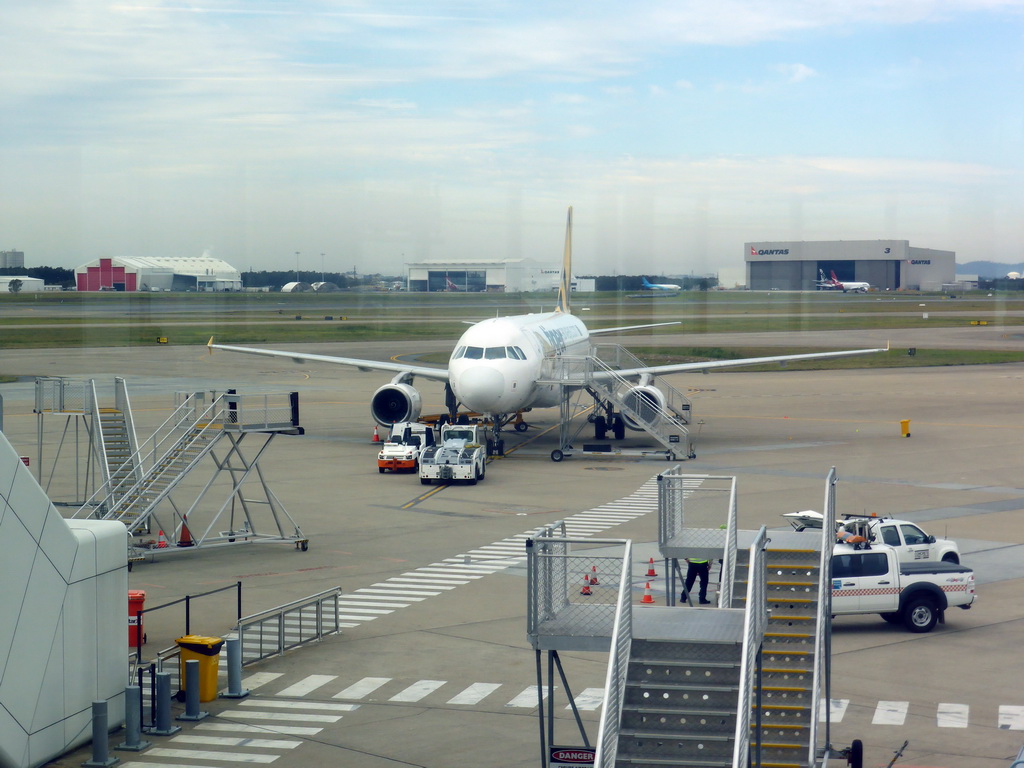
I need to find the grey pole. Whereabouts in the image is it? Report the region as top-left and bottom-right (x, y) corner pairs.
(116, 686), (151, 752)
(148, 672), (180, 736)
(177, 659), (209, 721)
(81, 700), (118, 767)
(222, 637), (250, 698)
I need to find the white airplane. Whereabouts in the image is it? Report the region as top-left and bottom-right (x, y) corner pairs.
(816, 269), (839, 290)
(210, 207), (885, 459)
(641, 276), (681, 292)
(827, 270), (871, 293)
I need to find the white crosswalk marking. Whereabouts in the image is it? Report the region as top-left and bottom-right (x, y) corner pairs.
(274, 674), (337, 697)
(333, 676), (391, 700)
(937, 703), (969, 728)
(568, 688), (605, 711)
(196, 722), (323, 737)
(241, 699), (357, 712)
(819, 698), (849, 722)
(389, 680), (446, 702)
(218, 710), (343, 723)
(506, 686), (549, 708)
(146, 747), (279, 763)
(447, 682), (502, 705)
(998, 705), (1024, 730)
(871, 700), (909, 725)
(172, 734), (301, 749)
(241, 672), (284, 690)
(367, 584), (442, 595)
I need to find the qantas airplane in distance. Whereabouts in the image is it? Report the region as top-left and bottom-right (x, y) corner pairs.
(827, 270), (871, 293)
(210, 208), (885, 459)
(641, 276), (681, 292)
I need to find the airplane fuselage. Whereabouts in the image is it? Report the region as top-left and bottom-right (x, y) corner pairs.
(448, 311), (590, 415)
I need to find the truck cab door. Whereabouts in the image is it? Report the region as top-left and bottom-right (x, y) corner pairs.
(853, 552), (897, 612)
(899, 523), (932, 562)
(831, 553), (862, 612)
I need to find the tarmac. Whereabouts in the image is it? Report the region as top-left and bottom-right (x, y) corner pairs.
(2, 331), (1024, 768)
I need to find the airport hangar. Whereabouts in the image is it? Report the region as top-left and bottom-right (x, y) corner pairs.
(75, 255), (242, 292)
(745, 239), (955, 291)
(405, 258), (594, 293)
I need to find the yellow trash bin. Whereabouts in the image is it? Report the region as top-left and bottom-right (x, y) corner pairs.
(900, 419), (911, 438)
(176, 635), (224, 702)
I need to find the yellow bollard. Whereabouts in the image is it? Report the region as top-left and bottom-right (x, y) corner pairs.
(900, 419), (911, 438)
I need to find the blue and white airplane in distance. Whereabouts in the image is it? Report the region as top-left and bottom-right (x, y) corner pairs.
(210, 208), (886, 459)
(641, 276), (681, 292)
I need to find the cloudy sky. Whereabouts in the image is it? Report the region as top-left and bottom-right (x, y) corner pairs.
(2, 1), (1023, 275)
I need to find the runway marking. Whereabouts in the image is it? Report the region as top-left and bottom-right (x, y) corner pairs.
(272, 675), (339, 698)
(937, 703), (969, 728)
(569, 688), (605, 711)
(447, 682), (502, 705)
(998, 705), (1024, 730)
(819, 698), (848, 722)
(389, 679), (446, 702)
(871, 700), (909, 725)
(506, 686), (550, 708)
(145, 747), (279, 763)
(334, 677), (391, 700)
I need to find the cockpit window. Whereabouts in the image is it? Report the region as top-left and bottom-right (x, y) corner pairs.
(452, 346), (465, 359)
(509, 346), (526, 360)
(485, 347), (506, 360)
(463, 346), (483, 359)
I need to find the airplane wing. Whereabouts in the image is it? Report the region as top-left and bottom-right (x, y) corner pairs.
(208, 340), (450, 381)
(590, 321), (681, 336)
(598, 345), (888, 380)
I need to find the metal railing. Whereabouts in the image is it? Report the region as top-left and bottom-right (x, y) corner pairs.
(733, 526), (769, 767)
(236, 587), (343, 664)
(594, 539), (633, 768)
(809, 467), (838, 765)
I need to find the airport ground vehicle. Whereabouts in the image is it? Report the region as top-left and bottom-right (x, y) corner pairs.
(377, 421), (435, 473)
(831, 540), (975, 633)
(785, 510), (961, 563)
(418, 424), (487, 485)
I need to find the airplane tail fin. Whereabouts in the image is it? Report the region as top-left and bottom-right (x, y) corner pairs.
(642, 276), (652, 288)
(556, 206), (573, 314)
(830, 270), (839, 283)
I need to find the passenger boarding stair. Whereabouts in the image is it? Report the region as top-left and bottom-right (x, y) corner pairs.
(543, 344), (694, 461)
(73, 388), (307, 558)
(97, 407), (141, 500)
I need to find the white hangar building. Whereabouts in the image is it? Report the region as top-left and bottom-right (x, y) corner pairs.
(75, 255), (242, 292)
(405, 258), (560, 293)
(745, 240), (955, 292)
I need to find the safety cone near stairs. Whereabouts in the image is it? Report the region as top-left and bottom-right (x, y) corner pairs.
(372, 425), (380, 443)
(177, 516), (194, 547)
(641, 582), (655, 604)
(157, 530), (168, 549)
(646, 557), (658, 578)
(589, 565), (599, 585)
(580, 574), (593, 596)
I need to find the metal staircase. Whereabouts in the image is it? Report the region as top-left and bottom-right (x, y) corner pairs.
(72, 388), (308, 559)
(540, 344), (694, 462)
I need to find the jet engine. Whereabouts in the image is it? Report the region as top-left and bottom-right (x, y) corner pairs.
(371, 382), (422, 426)
(620, 384), (666, 430)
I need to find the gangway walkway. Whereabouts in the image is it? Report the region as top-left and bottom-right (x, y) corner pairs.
(71, 386), (308, 560)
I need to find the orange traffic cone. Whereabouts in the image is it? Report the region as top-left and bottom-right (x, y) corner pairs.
(157, 530), (168, 549)
(641, 582), (655, 604)
(580, 574), (593, 596)
(589, 565), (600, 585)
(646, 557), (658, 578)
(177, 516), (194, 547)
(372, 425), (380, 443)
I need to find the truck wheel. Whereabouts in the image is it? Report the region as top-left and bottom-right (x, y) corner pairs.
(479, 463), (485, 480)
(420, 478), (431, 485)
(942, 553), (959, 564)
(378, 467), (385, 474)
(880, 612), (900, 624)
(550, 449), (563, 462)
(903, 597), (938, 633)
(849, 739), (863, 768)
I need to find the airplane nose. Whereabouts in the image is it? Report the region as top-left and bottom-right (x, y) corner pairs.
(455, 366), (506, 413)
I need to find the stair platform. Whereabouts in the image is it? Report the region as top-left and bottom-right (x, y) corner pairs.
(633, 605), (745, 644)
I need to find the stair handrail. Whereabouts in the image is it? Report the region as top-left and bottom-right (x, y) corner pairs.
(100, 405), (228, 525)
(732, 525), (769, 768)
(71, 393), (227, 520)
(113, 376), (144, 487)
(718, 476), (739, 608)
(594, 539), (633, 768)
(808, 468), (838, 765)
(588, 355), (689, 434)
(85, 379), (112, 494)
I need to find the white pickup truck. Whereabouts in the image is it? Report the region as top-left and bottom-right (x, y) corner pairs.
(418, 424), (487, 485)
(831, 541), (975, 633)
(785, 511), (961, 564)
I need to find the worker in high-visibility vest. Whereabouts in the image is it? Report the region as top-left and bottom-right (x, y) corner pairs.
(683, 556), (712, 605)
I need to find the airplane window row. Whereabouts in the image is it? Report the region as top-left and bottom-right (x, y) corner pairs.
(453, 345), (528, 360)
